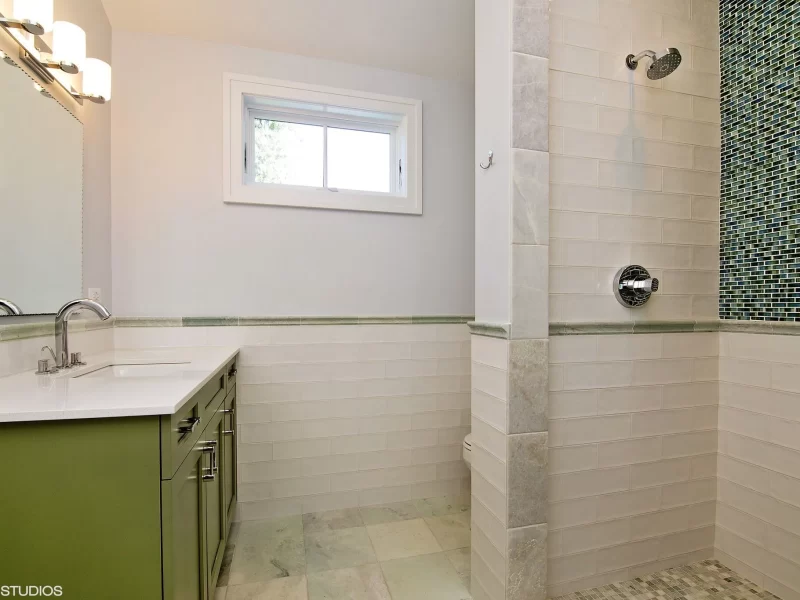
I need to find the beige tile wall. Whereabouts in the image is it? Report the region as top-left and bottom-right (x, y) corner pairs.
(549, 0), (720, 322)
(114, 324), (471, 519)
(471, 334), (510, 598)
(716, 333), (800, 600)
(548, 332), (718, 596)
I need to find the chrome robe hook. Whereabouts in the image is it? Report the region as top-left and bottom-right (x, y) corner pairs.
(480, 151), (494, 170)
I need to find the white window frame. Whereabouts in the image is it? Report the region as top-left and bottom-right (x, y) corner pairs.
(223, 73), (423, 215)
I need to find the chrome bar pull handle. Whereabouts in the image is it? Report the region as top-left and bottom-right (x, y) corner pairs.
(200, 440), (218, 481)
(178, 416), (201, 437)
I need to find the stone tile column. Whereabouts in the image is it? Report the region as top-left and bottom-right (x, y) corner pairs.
(471, 1), (549, 599)
(506, 0), (550, 597)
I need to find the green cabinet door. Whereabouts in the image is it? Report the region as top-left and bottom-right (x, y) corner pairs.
(204, 408), (227, 591)
(0, 417), (162, 600)
(162, 443), (206, 600)
(222, 390), (237, 526)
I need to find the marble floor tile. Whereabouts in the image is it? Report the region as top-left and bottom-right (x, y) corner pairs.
(303, 508), (364, 534)
(307, 564), (392, 600)
(414, 494), (471, 518)
(228, 521), (241, 545)
(366, 518), (442, 561)
(304, 527), (377, 573)
(359, 501), (420, 526)
(226, 576), (308, 600)
(381, 553), (472, 600)
(425, 511), (471, 550)
(445, 547), (471, 589)
(228, 516), (306, 585)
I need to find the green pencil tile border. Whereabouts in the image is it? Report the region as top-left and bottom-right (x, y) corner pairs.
(0, 315), (474, 342)
(6, 316), (800, 343)
(120, 315), (473, 327)
(115, 317), (183, 328)
(719, 320), (800, 336)
(0, 318), (116, 342)
(468, 322), (511, 339)
(549, 321), (721, 336)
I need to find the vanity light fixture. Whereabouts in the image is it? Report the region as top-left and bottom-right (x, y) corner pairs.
(0, 0), (111, 104)
(0, 0), (52, 36)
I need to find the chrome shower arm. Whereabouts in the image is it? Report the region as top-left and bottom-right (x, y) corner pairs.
(626, 50), (656, 68)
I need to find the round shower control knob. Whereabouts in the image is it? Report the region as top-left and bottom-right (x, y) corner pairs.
(613, 266), (660, 307)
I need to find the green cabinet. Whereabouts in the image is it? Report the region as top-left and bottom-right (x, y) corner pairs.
(223, 384), (238, 525)
(204, 407), (227, 590)
(162, 443), (205, 600)
(0, 356), (238, 600)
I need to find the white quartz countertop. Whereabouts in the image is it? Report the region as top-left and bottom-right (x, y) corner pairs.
(0, 347), (239, 423)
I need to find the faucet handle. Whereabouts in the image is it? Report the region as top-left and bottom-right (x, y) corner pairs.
(70, 352), (86, 366)
(36, 359), (51, 375)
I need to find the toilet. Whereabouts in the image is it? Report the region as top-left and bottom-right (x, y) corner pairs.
(463, 433), (473, 470)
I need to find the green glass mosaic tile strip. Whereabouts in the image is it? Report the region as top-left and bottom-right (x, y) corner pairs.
(720, 1), (800, 320)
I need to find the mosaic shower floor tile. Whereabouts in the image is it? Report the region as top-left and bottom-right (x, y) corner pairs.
(552, 560), (782, 600)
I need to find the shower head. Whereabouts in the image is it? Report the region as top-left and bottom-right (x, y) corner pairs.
(626, 48), (682, 80)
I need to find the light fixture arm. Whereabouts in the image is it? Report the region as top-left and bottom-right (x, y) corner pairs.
(38, 58), (78, 74)
(0, 16), (44, 36)
(72, 92), (106, 104)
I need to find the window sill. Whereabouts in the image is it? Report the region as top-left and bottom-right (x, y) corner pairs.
(224, 186), (422, 215)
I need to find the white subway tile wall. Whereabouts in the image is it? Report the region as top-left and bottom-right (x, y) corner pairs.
(113, 324), (471, 520)
(549, 0), (720, 322)
(716, 333), (800, 600)
(548, 333), (718, 596)
(471, 335), (509, 597)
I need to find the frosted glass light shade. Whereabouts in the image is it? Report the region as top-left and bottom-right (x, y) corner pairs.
(52, 21), (86, 69)
(82, 58), (111, 100)
(12, 0), (53, 32)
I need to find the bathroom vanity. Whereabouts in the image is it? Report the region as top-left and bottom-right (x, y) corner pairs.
(0, 347), (239, 600)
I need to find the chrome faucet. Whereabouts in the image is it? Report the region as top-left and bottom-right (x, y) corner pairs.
(54, 299), (111, 368)
(0, 298), (23, 315)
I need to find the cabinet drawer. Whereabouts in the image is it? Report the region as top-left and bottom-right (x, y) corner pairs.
(160, 369), (226, 480)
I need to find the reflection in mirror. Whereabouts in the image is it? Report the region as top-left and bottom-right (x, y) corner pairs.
(0, 57), (82, 316)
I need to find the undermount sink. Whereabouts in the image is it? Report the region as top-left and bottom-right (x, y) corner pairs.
(73, 363), (190, 379)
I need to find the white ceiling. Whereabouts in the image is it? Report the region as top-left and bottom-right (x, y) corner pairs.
(100, 0), (475, 83)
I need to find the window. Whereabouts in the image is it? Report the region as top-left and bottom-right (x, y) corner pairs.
(224, 74), (422, 215)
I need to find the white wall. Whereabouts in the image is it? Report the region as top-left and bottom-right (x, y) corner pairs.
(55, 0), (114, 308)
(111, 31), (475, 318)
(474, 0), (512, 324)
(549, 0), (720, 323)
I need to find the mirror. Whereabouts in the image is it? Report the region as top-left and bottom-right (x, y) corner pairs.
(0, 57), (83, 316)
